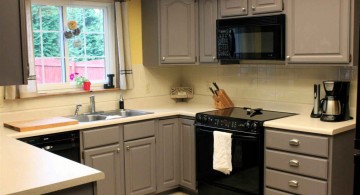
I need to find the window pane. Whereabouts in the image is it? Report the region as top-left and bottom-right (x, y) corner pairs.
(85, 8), (104, 32)
(35, 58), (64, 84)
(32, 5), (40, 30)
(86, 34), (104, 57)
(33, 32), (41, 57)
(41, 6), (61, 31)
(69, 58), (105, 82)
(67, 7), (84, 30)
(43, 33), (62, 57)
(69, 35), (85, 57)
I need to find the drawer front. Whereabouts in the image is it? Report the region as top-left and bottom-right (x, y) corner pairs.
(265, 188), (292, 195)
(266, 150), (328, 179)
(266, 129), (329, 157)
(83, 125), (120, 149)
(266, 169), (327, 195)
(124, 120), (155, 141)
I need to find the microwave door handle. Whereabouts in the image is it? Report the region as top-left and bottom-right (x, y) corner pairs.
(228, 30), (235, 57)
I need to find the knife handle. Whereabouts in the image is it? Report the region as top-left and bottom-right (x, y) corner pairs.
(213, 82), (220, 91)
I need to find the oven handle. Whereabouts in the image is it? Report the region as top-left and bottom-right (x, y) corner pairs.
(196, 128), (259, 140)
(195, 124), (260, 136)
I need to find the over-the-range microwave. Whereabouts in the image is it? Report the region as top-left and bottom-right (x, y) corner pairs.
(216, 14), (285, 61)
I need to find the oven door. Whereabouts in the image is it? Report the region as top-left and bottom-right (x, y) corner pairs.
(196, 126), (263, 195)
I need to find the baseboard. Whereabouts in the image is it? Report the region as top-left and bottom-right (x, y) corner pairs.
(155, 186), (197, 195)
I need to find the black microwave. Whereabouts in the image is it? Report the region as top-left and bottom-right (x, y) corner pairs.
(216, 14), (285, 61)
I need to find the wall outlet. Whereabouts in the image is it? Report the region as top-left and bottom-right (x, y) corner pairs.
(146, 83), (151, 94)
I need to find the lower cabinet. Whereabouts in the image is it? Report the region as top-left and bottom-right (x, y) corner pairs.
(124, 137), (156, 195)
(179, 118), (196, 191)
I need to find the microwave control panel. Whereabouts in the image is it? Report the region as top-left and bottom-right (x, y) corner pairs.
(217, 29), (233, 59)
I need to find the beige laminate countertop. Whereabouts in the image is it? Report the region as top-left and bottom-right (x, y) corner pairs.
(0, 104), (356, 194)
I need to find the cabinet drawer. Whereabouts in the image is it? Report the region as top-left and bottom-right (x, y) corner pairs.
(266, 169), (327, 195)
(265, 188), (292, 195)
(124, 120), (155, 141)
(266, 129), (329, 157)
(83, 125), (120, 149)
(266, 150), (328, 179)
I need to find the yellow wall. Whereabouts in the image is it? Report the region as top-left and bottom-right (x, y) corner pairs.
(128, 0), (143, 65)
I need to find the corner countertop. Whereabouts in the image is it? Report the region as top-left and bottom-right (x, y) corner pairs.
(0, 104), (356, 194)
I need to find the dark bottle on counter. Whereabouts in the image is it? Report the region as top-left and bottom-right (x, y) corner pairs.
(119, 96), (125, 110)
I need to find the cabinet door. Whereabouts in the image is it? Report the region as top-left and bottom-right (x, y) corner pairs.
(0, 0), (28, 85)
(124, 137), (156, 195)
(157, 119), (180, 192)
(220, 0), (248, 17)
(251, 0), (283, 14)
(179, 119), (196, 190)
(199, 0), (218, 63)
(84, 144), (124, 195)
(160, 0), (197, 64)
(286, 0), (350, 64)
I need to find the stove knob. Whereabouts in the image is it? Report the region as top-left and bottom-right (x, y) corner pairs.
(245, 121), (252, 129)
(203, 116), (208, 123)
(252, 122), (259, 131)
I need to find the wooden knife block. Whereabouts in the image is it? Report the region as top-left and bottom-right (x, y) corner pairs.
(212, 89), (234, 109)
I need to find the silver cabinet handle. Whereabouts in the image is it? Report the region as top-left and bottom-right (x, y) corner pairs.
(213, 56), (216, 61)
(288, 180), (299, 188)
(252, 6), (256, 10)
(42, 146), (53, 150)
(162, 57), (166, 61)
(126, 146), (130, 151)
(242, 8), (246, 12)
(286, 56), (291, 60)
(117, 148), (121, 153)
(289, 139), (300, 146)
(289, 159), (300, 167)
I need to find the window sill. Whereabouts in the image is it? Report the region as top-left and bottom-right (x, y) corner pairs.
(20, 88), (120, 99)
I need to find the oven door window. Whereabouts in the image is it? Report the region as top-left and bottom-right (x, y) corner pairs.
(196, 127), (263, 194)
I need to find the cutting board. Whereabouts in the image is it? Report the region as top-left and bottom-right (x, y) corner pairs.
(3, 117), (79, 132)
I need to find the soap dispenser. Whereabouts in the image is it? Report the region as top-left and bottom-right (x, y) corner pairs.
(119, 96), (125, 110)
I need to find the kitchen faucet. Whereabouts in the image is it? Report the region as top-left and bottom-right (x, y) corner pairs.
(74, 104), (82, 116)
(90, 95), (96, 113)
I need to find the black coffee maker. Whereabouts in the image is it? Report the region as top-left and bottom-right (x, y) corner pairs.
(320, 81), (351, 122)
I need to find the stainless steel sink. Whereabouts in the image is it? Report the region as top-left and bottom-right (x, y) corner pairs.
(70, 109), (153, 122)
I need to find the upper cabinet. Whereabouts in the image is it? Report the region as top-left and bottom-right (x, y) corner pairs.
(159, 0), (197, 64)
(286, 0), (352, 64)
(0, 0), (28, 85)
(142, 0), (218, 66)
(219, 0), (283, 18)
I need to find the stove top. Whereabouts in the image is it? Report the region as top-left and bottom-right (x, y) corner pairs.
(195, 107), (296, 133)
(199, 107), (296, 122)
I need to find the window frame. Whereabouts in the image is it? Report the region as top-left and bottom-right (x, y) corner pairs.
(29, 0), (116, 93)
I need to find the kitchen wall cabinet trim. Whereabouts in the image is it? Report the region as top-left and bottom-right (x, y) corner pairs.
(124, 137), (156, 195)
(0, 0), (28, 85)
(286, 0), (351, 64)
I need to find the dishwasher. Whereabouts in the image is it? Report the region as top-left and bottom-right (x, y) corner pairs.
(18, 130), (80, 162)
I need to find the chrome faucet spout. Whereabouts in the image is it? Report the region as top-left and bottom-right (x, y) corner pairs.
(90, 95), (96, 113)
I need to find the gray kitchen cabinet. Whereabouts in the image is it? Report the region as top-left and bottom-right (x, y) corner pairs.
(219, 0), (283, 18)
(157, 118), (180, 193)
(285, 0), (351, 64)
(124, 137), (156, 195)
(251, 0), (283, 14)
(220, 0), (248, 17)
(0, 0), (28, 85)
(82, 125), (124, 195)
(199, 0), (218, 63)
(179, 118), (196, 191)
(265, 128), (355, 195)
(159, 0), (197, 64)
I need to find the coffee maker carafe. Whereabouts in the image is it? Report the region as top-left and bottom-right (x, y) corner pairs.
(320, 81), (351, 122)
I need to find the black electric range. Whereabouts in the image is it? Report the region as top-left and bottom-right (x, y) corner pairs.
(195, 107), (296, 195)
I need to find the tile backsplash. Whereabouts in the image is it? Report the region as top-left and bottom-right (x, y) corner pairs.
(180, 65), (358, 113)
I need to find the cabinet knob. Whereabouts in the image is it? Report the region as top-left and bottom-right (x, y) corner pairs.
(252, 6), (256, 10)
(288, 180), (299, 188)
(162, 57), (166, 61)
(242, 8), (246, 12)
(289, 159), (300, 167)
(286, 56), (291, 60)
(289, 139), (300, 146)
(117, 148), (121, 153)
(126, 146), (130, 151)
(213, 56), (216, 61)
